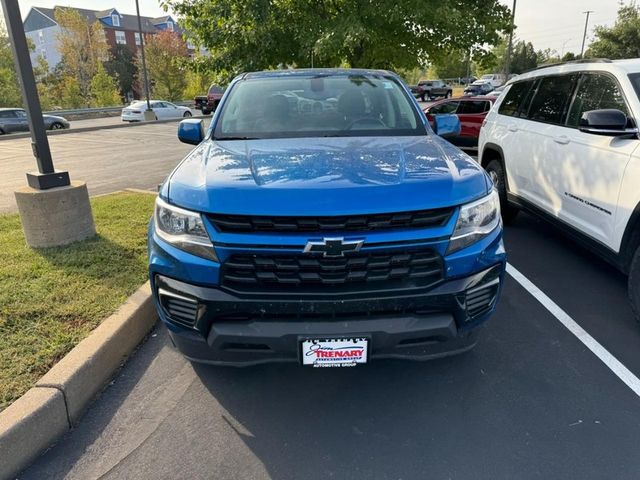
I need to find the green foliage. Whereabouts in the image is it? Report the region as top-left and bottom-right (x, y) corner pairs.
(589, 4), (640, 59)
(510, 41), (538, 73)
(0, 23), (23, 107)
(183, 68), (210, 100)
(142, 31), (189, 101)
(60, 75), (84, 108)
(161, 0), (511, 81)
(90, 64), (122, 107)
(432, 50), (470, 79)
(106, 45), (137, 98)
(396, 67), (428, 85)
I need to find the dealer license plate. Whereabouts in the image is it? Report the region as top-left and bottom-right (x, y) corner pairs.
(301, 338), (368, 367)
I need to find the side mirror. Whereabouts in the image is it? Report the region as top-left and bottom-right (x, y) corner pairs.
(178, 119), (204, 145)
(579, 109), (638, 136)
(433, 114), (461, 138)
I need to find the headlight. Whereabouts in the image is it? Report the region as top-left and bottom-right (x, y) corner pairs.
(447, 189), (501, 254)
(154, 197), (218, 261)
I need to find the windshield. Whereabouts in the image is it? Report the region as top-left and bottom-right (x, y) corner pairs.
(481, 75), (494, 80)
(213, 73), (425, 140)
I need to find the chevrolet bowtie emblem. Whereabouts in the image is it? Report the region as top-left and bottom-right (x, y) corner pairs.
(303, 237), (364, 257)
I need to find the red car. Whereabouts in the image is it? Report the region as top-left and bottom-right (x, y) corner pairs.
(424, 96), (495, 149)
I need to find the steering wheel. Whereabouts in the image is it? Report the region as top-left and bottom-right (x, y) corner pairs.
(346, 117), (387, 130)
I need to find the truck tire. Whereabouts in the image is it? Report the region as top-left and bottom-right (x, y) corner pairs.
(629, 245), (640, 324)
(485, 159), (519, 224)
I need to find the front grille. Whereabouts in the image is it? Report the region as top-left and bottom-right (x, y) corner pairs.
(221, 248), (443, 293)
(159, 290), (199, 327)
(209, 208), (454, 233)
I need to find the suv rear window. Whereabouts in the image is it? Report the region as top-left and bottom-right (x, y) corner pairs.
(527, 74), (578, 124)
(498, 81), (531, 116)
(208, 85), (223, 94)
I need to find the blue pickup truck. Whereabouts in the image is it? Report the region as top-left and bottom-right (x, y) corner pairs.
(148, 68), (506, 368)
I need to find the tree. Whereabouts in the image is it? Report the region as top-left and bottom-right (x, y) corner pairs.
(143, 31), (189, 101)
(589, 3), (640, 59)
(510, 41), (538, 73)
(106, 45), (137, 99)
(55, 7), (110, 105)
(432, 50), (469, 79)
(183, 67), (210, 100)
(161, 0), (511, 82)
(90, 64), (121, 106)
(0, 21), (22, 107)
(60, 75), (83, 108)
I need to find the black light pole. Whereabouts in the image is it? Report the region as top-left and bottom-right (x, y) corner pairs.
(135, 0), (152, 114)
(1, 0), (69, 189)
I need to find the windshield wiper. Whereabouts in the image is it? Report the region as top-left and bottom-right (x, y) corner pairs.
(214, 136), (259, 141)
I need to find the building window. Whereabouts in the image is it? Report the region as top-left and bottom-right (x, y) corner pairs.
(112, 14), (120, 27)
(135, 32), (141, 46)
(40, 49), (47, 60)
(115, 30), (126, 45)
(167, 20), (174, 31)
(38, 30), (44, 44)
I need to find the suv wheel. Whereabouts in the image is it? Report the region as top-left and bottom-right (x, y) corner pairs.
(629, 246), (640, 323)
(485, 159), (519, 223)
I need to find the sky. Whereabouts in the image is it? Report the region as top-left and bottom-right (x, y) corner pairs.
(12, 0), (624, 56)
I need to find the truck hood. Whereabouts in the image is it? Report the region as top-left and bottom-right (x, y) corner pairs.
(167, 136), (489, 216)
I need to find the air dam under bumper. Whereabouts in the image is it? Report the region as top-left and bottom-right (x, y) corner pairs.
(152, 264), (504, 366)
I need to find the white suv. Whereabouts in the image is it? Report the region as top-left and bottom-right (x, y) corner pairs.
(479, 59), (640, 320)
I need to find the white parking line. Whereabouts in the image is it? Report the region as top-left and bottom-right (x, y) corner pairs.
(506, 263), (640, 399)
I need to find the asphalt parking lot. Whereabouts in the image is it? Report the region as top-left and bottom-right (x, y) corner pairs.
(19, 221), (640, 479)
(0, 120), (209, 213)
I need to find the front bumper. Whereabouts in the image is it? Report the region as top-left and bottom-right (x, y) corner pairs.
(151, 262), (504, 366)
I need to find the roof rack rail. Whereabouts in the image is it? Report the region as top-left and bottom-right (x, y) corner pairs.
(526, 58), (612, 73)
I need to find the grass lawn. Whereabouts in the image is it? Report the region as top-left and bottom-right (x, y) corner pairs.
(0, 191), (156, 411)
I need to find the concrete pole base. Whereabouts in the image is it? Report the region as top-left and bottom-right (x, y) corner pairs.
(143, 110), (156, 121)
(14, 181), (96, 248)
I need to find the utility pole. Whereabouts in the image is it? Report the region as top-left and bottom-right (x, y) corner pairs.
(504, 0), (517, 77)
(135, 0), (153, 119)
(580, 10), (594, 59)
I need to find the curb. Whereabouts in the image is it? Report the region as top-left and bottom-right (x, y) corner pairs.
(0, 282), (157, 479)
(0, 114), (210, 141)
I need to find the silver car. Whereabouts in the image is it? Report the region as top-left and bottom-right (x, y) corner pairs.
(0, 108), (70, 134)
